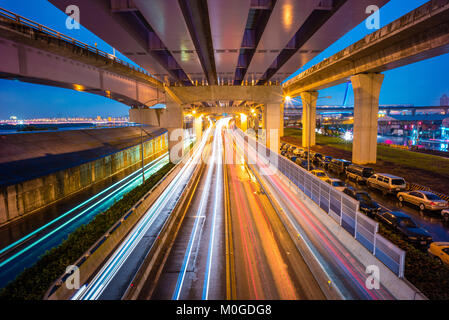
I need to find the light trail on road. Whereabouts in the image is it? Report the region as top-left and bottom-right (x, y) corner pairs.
(201, 122), (223, 300)
(150, 119), (228, 300)
(224, 129), (324, 300)
(231, 129), (394, 300)
(0, 153), (168, 288)
(172, 119), (228, 300)
(73, 125), (213, 300)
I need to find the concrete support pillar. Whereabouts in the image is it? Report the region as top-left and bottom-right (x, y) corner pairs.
(280, 103), (284, 138)
(248, 115), (253, 130)
(163, 98), (184, 164)
(261, 111), (266, 130)
(351, 73), (384, 165)
(239, 113), (248, 132)
(194, 115), (203, 142)
(129, 107), (159, 126)
(129, 103), (184, 164)
(254, 116), (260, 130)
(263, 103), (282, 152)
(300, 91), (318, 148)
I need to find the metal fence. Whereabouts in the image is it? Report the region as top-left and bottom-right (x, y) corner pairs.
(235, 129), (405, 278)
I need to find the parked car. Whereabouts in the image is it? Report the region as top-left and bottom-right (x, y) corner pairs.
(367, 173), (406, 195)
(319, 156), (333, 170)
(328, 159), (352, 176)
(281, 150), (287, 156)
(288, 146), (297, 153)
(374, 210), (432, 246)
(428, 242), (449, 266)
(300, 150), (309, 159)
(343, 187), (381, 217)
(298, 159), (314, 171)
(345, 165), (375, 183)
(442, 209), (449, 223)
(311, 169), (329, 181)
(325, 178), (346, 192)
(293, 148), (302, 156)
(397, 191), (449, 212)
(312, 153), (323, 165)
(281, 144), (290, 151)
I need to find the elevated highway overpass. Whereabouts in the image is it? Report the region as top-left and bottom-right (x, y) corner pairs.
(1, 1), (389, 162)
(283, 0), (449, 164)
(2, 1), (444, 301)
(0, 8), (164, 107)
(1, 1), (449, 163)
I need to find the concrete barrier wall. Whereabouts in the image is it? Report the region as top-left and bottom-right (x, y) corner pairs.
(0, 130), (168, 225)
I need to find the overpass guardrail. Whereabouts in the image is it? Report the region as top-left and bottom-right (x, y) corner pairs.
(0, 7), (160, 86)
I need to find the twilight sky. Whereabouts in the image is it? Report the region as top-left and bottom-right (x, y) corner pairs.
(0, 0), (448, 118)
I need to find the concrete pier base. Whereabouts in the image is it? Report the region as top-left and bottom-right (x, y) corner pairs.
(239, 113), (248, 132)
(264, 103), (283, 152)
(194, 115), (203, 142)
(129, 95), (185, 163)
(351, 73), (384, 164)
(300, 91), (318, 148)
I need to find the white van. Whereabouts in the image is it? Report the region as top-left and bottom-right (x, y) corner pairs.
(367, 173), (406, 195)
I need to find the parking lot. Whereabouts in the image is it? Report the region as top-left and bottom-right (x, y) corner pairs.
(280, 143), (449, 244)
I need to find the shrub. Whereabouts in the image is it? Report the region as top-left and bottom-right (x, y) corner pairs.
(378, 224), (449, 300)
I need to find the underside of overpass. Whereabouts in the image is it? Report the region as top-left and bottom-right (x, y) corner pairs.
(283, 0), (449, 165)
(4, 0), (410, 164)
(51, 0), (391, 162)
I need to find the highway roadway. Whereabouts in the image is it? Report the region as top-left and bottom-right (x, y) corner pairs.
(73, 124), (213, 300)
(144, 120), (324, 300)
(150, 119), (227, 300)
(230, 129), (395, 300)
(67, 120), (400, 300)
(0, 153), (169, 289)
(224, 130), (324, 300)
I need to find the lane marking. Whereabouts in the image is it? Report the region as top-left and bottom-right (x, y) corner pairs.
(172, 126), (217, 300)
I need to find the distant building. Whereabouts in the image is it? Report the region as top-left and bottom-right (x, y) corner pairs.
(441, 94), (449, 106)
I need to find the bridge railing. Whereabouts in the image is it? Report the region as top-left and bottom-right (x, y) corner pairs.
(234, 129), (405, 278)
(0, 7), (158, 83)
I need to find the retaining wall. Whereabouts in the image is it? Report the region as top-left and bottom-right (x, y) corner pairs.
(0, 126), (168, 225)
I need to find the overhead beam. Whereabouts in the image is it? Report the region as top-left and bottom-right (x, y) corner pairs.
(178, 0), (217, 85)
(168, 85), (282, 105)
(283, 0), (449, 97)
(112, 8), (193, 86)
(233, 0), (277, 85)
(257, 0), (347, 85)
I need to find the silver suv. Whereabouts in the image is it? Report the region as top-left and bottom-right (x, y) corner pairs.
(367, 173), (406, 195)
